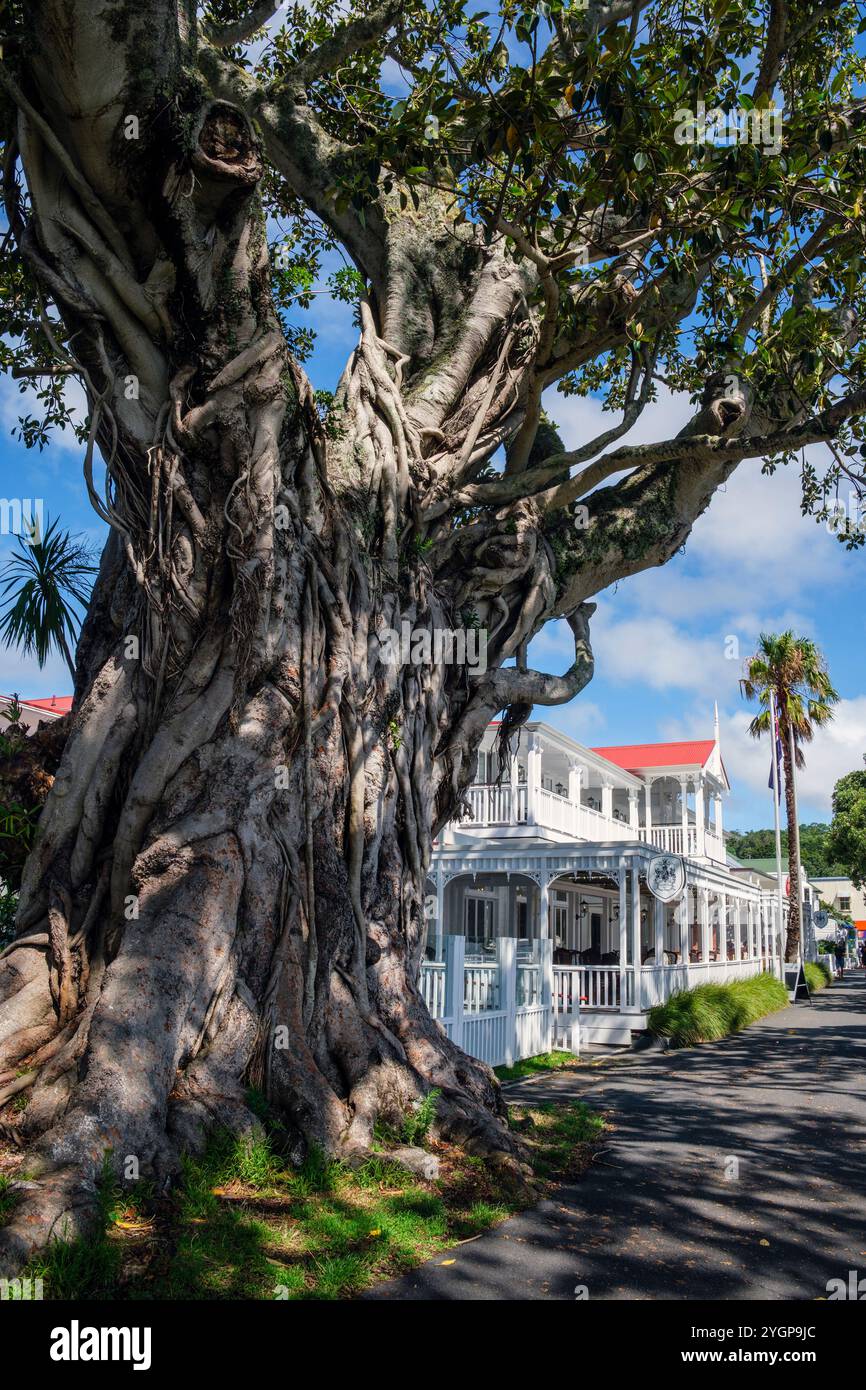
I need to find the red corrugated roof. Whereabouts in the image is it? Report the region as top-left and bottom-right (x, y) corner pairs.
(591, 739), (716, 771)
(22, 695), (73, 714)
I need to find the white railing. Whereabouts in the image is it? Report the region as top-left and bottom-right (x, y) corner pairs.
(464, 963), (500, 1013)
(575, 801), (633, 842)
(553, 965), (621, 1013)
(459, 783), (725, 863)
(638, 956), (773, 1009)
(517, 963), (540, 1007)
(421, 961), (446, 1018)
(465, 783), (528, 826)
(419, 937), (558, 1068)
(422, 941), (777, 1061)
(639, 824), (697, 856)
(536, 786), (575, 836)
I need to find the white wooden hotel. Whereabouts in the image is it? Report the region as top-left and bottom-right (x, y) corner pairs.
(421, 712), (788, 1057)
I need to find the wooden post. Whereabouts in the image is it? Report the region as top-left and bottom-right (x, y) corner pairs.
(700, 887), (710, 965)
(679, 886), (690, 964)
(526, 734), (541, 826)
(539, 873), (550, 948)
(568, 759), (582, 838)
(654, 891), (665, 965)
(695, 775), (706, 857)
(618, 863), (628, 1008)
(680, 775), (689, 855)
(539, 936), (553, 1052)
(435, 866), (445, 961)
(498, 936), (518, 1068)
(630, 862), (642, 1010)
(644, 776), (654, 848)
(444, 934), (465, 1051)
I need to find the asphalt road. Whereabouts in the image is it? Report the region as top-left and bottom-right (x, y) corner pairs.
(366, 971), (866, 1300)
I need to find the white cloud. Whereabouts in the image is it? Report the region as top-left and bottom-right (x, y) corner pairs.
(548, 381), (694, 453)
(590, 609), (732, 694)
(662, 699), (866, 822)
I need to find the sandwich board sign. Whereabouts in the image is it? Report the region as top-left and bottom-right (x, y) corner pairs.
(784, 963), (812, 1004)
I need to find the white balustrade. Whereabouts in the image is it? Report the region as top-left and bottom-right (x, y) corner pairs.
(419, 938), (555, 1068)
(420, 961), (446, 1018)
(458, 782), (728, 863)
(553, 964), (621, 1013)
(420, 933), (773, 1068)
(464, 963), (500, 1013)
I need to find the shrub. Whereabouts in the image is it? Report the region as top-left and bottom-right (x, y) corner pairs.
(647, 972), (789, 1047)
(805, 960), (832, 991)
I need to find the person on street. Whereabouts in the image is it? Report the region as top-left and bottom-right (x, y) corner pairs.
(835, 936), (847, 979)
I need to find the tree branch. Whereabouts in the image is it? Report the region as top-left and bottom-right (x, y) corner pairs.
(473, 604), (596, 707)
(203, 2), (283, 49)
(755, 0), (788, 101)
(269, 2), (405, 96)
(541, 380), (866, 517)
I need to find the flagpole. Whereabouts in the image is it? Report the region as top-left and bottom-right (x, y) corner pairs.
(769, 691), (786, 978)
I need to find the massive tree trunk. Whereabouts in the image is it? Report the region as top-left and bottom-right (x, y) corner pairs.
(0, 57), (521, 1274)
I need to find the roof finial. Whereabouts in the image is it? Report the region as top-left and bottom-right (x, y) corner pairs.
(713, 700), (720, 745)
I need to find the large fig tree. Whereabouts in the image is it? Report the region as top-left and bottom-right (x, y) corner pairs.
(2, 0), (866, 1268)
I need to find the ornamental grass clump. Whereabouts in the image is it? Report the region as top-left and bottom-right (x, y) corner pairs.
(804, 960), (832, 991)
(647, 972), (789, 1047)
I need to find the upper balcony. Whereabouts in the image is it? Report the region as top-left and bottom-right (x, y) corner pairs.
(441, 721), (728, 866)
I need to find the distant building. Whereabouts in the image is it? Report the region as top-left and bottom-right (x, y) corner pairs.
(0, 694), (72, 735)
(809, 875), (866, 940)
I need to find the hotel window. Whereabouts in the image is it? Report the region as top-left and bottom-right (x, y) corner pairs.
(840, 896), (851, 913)
(465, 892), (495, 952)
(515, 889), (532, 941)
(551, 890), (570, 947)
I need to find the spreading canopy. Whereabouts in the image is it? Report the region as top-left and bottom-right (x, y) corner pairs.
(3, 1), (866, 628)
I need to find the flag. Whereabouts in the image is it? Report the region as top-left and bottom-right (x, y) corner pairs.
(767, 731), (783, 801)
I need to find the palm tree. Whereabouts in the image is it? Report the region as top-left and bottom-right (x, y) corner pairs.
(0, 515), (97, 682)
(741, 633), (839, 961)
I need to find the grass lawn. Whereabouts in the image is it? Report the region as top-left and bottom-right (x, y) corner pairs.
(1, 1098), (605, 1301)
(494, 1049), (581, 1083)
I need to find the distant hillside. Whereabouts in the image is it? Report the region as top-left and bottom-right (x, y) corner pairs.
(726, 824), (847, 879)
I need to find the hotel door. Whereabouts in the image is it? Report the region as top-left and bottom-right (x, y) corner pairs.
(590, 909), (603, 956)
